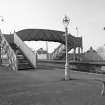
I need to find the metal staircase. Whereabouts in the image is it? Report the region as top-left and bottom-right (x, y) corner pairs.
(50, 44), (72, 60)
(1, 34), (17, 71)
(10, 43), (34, 70)
(1, 32), (37, 71)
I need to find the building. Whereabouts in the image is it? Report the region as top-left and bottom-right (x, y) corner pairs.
(37, 48), (48, 59)
(73, 47), (104, 73)
(82, 47), (102, 61)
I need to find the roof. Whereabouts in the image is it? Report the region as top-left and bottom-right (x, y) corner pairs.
(16, 29), (82, 48)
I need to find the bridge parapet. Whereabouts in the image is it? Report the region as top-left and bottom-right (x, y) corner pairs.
(14, 32), (37, 68)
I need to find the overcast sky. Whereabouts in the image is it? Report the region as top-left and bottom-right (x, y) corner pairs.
(0, 0), (105, 52)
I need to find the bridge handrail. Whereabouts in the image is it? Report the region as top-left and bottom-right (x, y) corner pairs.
(1, 34), (17, 71)
(14, 32), (37, 68)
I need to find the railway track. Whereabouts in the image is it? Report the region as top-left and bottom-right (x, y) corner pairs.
(37, 60), (105, 74)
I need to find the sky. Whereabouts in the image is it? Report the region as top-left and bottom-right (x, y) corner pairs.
(0, 0), (105, 52)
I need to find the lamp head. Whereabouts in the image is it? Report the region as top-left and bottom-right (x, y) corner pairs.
(63, 15), (70, 27)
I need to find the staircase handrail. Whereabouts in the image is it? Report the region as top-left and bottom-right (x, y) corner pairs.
(52, 44), (64, 54)
(1, 34), (17, 71)
(14, 32), (37, 68)
(50, 44), (65, 59)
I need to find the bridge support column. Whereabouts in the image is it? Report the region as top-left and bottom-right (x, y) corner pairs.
(35, 52), (38, 68)
(73, 48), (76, 61)
(81, 47), (83, 53)
(78, 47), (80, 54)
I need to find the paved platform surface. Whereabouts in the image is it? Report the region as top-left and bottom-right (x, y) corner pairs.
(0, 66), (105, 105)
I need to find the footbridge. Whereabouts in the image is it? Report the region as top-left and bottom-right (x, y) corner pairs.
(0, 29), (82, 71)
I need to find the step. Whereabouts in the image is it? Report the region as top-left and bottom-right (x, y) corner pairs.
(17, 56), (26, 59)
(18, 64), (34, 70)
(9, 43), (34, 70)
(18, 60), (31, 64)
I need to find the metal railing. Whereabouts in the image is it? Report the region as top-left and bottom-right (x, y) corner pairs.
(1, 34), (17, 71)
(50, 44), (66, 59)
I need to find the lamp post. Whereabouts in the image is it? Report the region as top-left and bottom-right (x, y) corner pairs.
(0, 16), (4, 64)
(63, 15), (70, 80)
